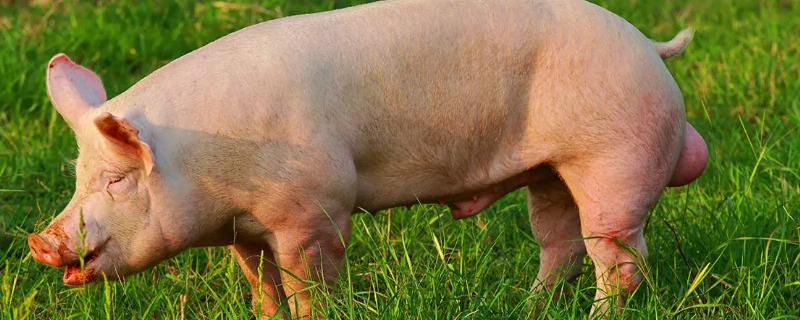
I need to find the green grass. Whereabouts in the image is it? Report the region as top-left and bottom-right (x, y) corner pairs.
(1, 0), (798, 319)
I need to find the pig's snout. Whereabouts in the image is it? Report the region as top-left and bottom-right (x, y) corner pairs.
(28, 233), (67, 267)
(29, 227), (109, 285)
(668, 123), (708, 187)
(28, 231), (83, 268)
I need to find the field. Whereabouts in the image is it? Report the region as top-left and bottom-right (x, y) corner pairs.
(1, 0), (798, 319)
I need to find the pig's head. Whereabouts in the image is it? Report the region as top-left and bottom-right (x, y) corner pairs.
(28, 54), (192, 285)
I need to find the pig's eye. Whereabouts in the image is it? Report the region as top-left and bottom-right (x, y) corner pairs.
(105, 174), (134, 199)
(108, 176), (125, 185)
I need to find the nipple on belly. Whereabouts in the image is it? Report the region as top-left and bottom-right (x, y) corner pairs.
(447, 193), (502, 219)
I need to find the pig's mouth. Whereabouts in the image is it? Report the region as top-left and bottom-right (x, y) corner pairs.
(63, 250), (100, 285)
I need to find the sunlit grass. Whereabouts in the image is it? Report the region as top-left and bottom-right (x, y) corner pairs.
(1, 0), (798, 319)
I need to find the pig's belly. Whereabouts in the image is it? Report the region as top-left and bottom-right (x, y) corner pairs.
(354, 165), (558, 218)
(441, 165), (557, 219)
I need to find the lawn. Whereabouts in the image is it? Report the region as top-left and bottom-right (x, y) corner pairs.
(1, 0), (798, 319)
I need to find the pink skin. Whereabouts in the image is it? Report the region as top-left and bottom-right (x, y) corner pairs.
(28, 1), (707, 318)
(46, 55), (107, 117)
(668, 123), (708, 187)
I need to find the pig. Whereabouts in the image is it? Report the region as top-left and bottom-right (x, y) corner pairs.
(28, 0), (708, 318)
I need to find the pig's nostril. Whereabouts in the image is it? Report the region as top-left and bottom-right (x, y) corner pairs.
(28, 233), (64, 267)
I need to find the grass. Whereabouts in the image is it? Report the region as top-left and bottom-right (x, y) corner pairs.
(1, 0), (798, 319)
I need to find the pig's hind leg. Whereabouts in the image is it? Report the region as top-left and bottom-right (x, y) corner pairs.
(554, 140), (677, 316)
(527, 176), (586, 296)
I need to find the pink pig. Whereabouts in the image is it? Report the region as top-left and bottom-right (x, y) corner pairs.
(28, 0), (707, 317)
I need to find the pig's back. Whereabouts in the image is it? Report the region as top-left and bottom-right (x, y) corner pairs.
(118, 0), (663, 210)
(252, 0), (556, 203)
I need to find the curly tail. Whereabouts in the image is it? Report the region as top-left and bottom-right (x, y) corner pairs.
(655, 28), (694, 60)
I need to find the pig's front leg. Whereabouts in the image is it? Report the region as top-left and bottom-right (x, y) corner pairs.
(251, 188), (353, 319)
(248, 149), (356, 318)
(230, 243), (287, 319)
(270, 218), (351, 319)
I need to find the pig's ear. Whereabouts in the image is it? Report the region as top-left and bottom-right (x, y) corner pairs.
(94, 112), (155, 175)
(47, 54), (107, 130)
